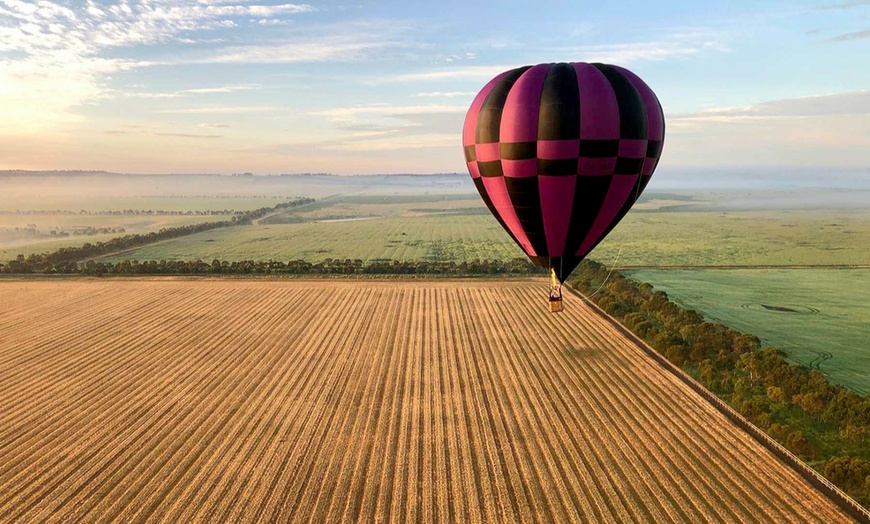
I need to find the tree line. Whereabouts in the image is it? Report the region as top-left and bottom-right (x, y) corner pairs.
(2, 209), (244, 216)
(0, 198), (314, 273)
(567, 260), (870, 507)
(1, 257), (541, 277)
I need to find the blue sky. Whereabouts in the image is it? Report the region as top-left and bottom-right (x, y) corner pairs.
(0, 0), (867, 175)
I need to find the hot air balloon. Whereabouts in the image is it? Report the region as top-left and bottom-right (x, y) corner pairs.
(462, 62), (665, 312)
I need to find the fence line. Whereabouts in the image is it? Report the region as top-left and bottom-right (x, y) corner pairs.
(570, 288), (870, 523)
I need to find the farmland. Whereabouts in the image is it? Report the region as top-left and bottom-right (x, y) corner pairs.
(604, 209), (870, 267)
(0, 172), (472, 214)
(0, 214), (234, 260)
(0, 279), (850, 522)
(91, 192), (870, 266)
(98, 214), (524, 264)
(625, 269), (870, 395)
(0, 196), (290, 214)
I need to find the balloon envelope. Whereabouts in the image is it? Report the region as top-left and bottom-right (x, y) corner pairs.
(463, 62), (665, 283)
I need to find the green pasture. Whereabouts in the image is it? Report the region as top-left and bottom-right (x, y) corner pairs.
(275, 197), (870, 266)
(0, 195), (291, 214)
(602, 210), (870, 267)
(626, 269), (870, 394)
(97, 199), (870, 268)
(0, 214), (232, 260)
(262, 195), (488, 223)
(98, 214), (525, 264)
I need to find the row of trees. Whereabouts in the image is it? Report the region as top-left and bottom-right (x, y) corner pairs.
(52, 227), (127, 237)
(3, 209), (245, 216)
(568, 260), (870, 506)
(0, 198), (314, 273)
(3, 257), (541, 277)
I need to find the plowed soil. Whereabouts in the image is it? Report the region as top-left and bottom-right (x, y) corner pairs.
(0, 280), (850, 522)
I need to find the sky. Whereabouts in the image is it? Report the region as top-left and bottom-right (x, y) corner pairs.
(0, 0), (868, 175)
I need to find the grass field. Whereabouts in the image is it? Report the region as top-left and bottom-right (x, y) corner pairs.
(98, 214), (525, 263)
(96, 204), (870, 267)
(262, 196), (870, 267)
(0, 279), (848, 522)
(262, 194), (490, 222)
(626, 269), (870, 395)
(0, 214), (234, 260)
(0, 196), (292, 214)
(604, 209), (870, 267)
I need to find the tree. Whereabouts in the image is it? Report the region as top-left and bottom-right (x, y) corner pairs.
(785, 431), (817, 459)
(767, 386), (786, 404)
(824, 457), (870, 494)
(767, 423), (790, 441)
(841, 424), (870, 443)
(794, 392), (825, 419)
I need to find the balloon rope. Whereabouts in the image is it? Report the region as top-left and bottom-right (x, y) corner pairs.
(585, 246), (623, 299)
(584, 174), (644, 300)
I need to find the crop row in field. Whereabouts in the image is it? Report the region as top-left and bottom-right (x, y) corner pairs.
(603, 209), (870, 267)
(626, 269), (870, 395)
(97, 206), (870, 268)
(261, 195), (489, 223)
(1, 195), (293, 214)
(98, 214), (526, 264)
(0, 280), (850, 522)
(0, 215), (235, 260)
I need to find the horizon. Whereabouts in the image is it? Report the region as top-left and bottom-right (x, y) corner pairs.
(1, 0), (868, 176)
(3, 166), (870, 193)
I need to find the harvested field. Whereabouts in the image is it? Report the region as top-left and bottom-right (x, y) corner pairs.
(0, 279), (852, 523)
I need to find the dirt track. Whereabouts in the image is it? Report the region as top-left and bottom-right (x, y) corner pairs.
(0, 280), (852, 522)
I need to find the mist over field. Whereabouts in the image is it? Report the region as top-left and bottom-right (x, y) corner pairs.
(3, 169), (869, 257)
(654, 167), (870, 191)
(3, 168), (869, 210)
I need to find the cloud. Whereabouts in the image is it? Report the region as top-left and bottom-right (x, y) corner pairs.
(389, 32), (726, 85)
(288, 104), (469, 152)
(204, 37), (392, 64)
(664, 91), (870, 168)
(413, 91), (477, 98)
(314, 104), (467, 119)
(544, 41), (703, 64)
(0, 0), (313, 131)
(158, 105), (281, 114)
(312, 104), (466, 133)
(825, 29), (870, 42)
(391, 112), (463, 135)
(440, 52), (477, 63)
(0, 55), (157, 132)
(199, 123), (228, 128)
(125, 83), (261, 98)
(665, 112), (869, 168)
(321, 133), (456, 152)
(818, 0), (870, 9)
(216, 4), (312, 17)
(245, 106), (465, 155)
(390, 65), (517, 83)
(200, 21), (408, 64)
(154, 132), (223, 139)
(182, 84), (260, 94)
(256, 18), (292, 26)
(126, 91), (184, 99)
(669, 91), (870, 122)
